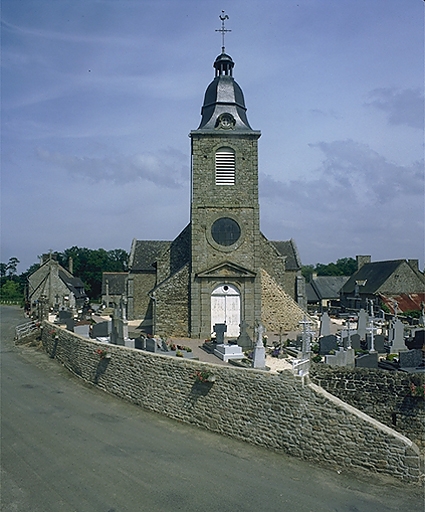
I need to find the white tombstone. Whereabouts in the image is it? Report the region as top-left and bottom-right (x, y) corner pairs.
(357, 308), (368, 340)
(390, 318), (406, 353)
(253, 324), (266, 369)
(319, 312), (331, 337)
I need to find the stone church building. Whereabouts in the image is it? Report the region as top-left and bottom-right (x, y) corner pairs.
(126, 50), (307, 342)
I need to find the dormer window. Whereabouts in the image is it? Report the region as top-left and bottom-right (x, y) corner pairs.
(215, 148), (235, 185)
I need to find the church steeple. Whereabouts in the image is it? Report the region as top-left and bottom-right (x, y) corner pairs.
(197, 13), (253, 131)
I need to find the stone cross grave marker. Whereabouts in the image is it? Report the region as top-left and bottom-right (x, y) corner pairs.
(237, 320), (252, 350)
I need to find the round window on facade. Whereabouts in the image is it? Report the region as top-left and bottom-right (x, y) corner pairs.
(211, 217), (241, 246)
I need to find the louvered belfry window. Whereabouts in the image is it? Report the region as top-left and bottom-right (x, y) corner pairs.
(215, 148), (235, 185)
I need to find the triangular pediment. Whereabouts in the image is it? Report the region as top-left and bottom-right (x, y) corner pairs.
(197, 261), (256, 279)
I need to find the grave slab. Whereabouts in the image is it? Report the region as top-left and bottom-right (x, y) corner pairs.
(214, 344), (244, 362)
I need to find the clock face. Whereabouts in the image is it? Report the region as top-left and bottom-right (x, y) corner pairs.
(211, 217), (241, 246)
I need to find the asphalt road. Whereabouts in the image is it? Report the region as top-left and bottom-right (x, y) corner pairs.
(1, 306), (423, 512)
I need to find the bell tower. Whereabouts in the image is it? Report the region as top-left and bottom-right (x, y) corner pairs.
(189, 14), (262, 341)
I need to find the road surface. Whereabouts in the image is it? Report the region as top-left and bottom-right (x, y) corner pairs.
(1, 306), (423, 511)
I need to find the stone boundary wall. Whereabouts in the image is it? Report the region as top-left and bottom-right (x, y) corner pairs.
(310, 364), (425, 450)
(41, 322), (422, 483)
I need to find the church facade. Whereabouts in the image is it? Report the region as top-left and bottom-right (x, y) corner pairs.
(127, 50), (306, 342)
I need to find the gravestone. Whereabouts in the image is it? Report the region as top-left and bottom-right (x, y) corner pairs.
(319, 334), (338, 355)
(237, 320), (252, 350)
(349, 333), (361, 350)
(355, 352), (378, 368)
(74, 323), (90, 338)
(92, 320), (110, 338)
(65, 318), (74, 332)
(325, 347), (355, 367)
(253, 324), (266, 369)
(406, 330), (425, 350)
(59, 310), (72, 323)
(357, 309), (368, 340)
(319, 312), (331, 337)
(366, 333), (385, 353)
(389, 318), (406, 353)
(214, 324), (227, 345)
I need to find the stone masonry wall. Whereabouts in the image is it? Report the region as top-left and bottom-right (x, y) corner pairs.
(261, 269), (306, 332)
(155, 264), (189, 337)
(41, 323), (422, 483)
(310, 364), (425, 450)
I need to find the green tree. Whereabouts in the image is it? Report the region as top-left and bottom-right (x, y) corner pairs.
(302, 257), (357, 281)
(6, 257), (20, 277)
(56, 247), (129, 299)
(0, 280), (23, 301)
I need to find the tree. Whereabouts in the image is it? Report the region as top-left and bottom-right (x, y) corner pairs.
(302, 257), (357, 281)
(6, 257), (20, 277)
(56, 247), (129, 299)
(0, 280), (23, 302)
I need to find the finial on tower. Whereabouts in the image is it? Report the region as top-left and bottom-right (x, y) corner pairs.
(216, 11), (231, 53)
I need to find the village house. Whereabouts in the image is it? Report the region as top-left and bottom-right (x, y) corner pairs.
(340, 255), (425, 311)
(28, 254), (87, 314)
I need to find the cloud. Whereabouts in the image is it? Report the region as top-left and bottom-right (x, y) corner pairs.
(260, 139), (424, 264)
(365, 88), (424, 129)
(262, 139), (423, 205)
(36, 147), (189, 188)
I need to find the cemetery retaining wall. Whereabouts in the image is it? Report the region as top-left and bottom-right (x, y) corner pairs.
(309, 364), (425, 450)
(41, 322), (422, 483)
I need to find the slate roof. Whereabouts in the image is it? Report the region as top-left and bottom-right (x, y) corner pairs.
(310, 276), (350, 301)
(269, 239), (302, 271)
(102, 272), (127, 295)
(342, 260), (404, 295)
(58, 269), (87, 300)
(129, 240), (171, 272)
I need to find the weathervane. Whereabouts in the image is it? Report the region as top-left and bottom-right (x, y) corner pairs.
(216, 11), (231, 53)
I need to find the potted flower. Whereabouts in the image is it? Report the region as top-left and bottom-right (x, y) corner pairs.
(191, 370), (216, 383)
(94, 348), (111, 360)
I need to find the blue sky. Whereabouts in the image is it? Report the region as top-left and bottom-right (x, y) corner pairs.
(1, 0), (424, 273)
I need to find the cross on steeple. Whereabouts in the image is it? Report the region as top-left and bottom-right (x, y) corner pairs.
(216, 11), (231, 53)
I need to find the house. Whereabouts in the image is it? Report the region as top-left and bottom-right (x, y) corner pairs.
(340, 255), (425, 310)
(126, 48), (307, 341)
(28, 254), (87, 314)
(306, 275), (350, 312)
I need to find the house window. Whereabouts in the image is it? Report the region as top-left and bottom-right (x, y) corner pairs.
(215, 148), (235, 185)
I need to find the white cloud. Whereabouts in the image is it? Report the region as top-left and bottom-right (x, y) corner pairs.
(365, 88), (424, 129)
(35, 147), (189, 188)
(260, 139), (424, 265)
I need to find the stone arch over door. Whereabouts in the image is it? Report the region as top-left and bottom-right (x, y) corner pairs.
(211, 284), (241, 338)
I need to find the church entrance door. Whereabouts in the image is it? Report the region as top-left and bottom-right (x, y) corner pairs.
(211, 284), (240, 338)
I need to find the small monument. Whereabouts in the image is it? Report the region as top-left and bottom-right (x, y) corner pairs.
(357, 308), (368, 340)
(213, 323), (244, 362)
(252, 323), (266, 369)
(389, 318), (405, 353)
(319, 312), (331, 337)
(237, 320), (252, 350)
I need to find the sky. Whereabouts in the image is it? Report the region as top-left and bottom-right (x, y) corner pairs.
(1, 0), (424, 274)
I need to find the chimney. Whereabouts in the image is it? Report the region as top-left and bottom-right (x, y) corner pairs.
(407, 259), (419, 272)
(68, 257), (73, 275)
(356, 255), (371, 271)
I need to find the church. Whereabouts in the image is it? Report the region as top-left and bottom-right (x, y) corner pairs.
(126, 41), (307, 343)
